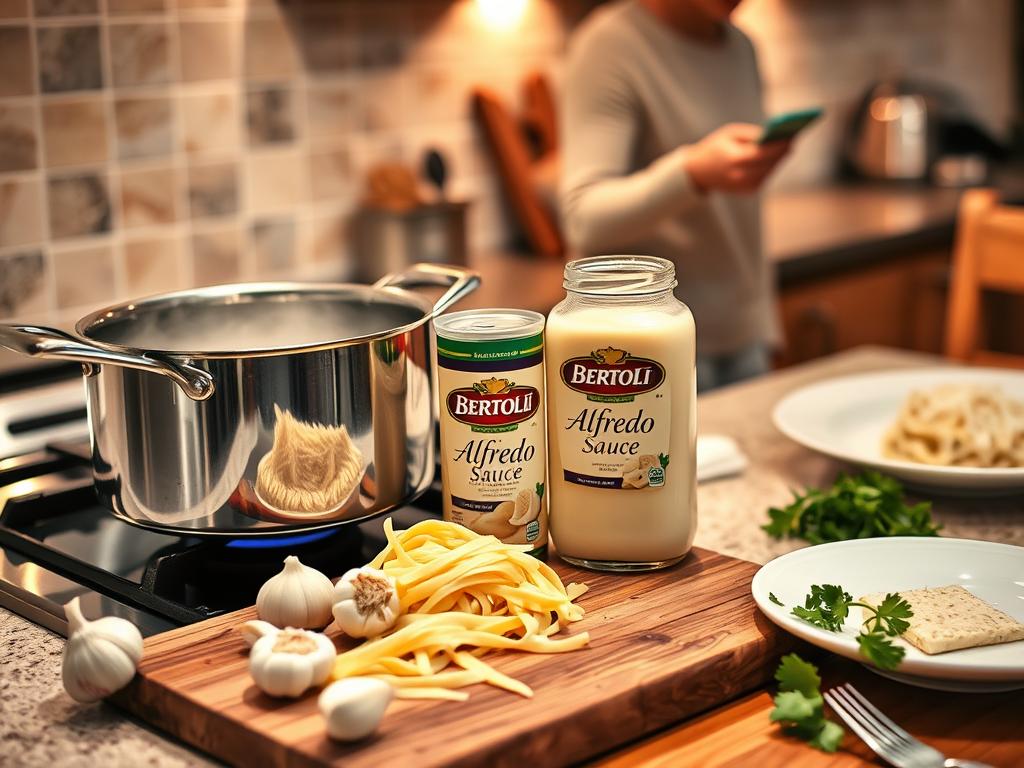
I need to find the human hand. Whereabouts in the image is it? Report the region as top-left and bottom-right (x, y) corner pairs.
(683, 123), (792, 194)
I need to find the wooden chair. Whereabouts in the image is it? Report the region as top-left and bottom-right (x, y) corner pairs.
(945, 188), (1024, 368)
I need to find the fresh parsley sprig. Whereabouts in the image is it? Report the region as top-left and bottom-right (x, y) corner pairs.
(770, 654), (844, 753)
(763, 471), (941, 544)
(780, 584), (913, 670)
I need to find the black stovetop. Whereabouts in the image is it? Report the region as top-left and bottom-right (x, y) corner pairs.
(0, 442), (441, 637)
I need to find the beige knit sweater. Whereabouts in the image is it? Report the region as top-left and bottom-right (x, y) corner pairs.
(559, 0), (779, 355)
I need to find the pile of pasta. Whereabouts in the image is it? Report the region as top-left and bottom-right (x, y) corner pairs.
(883, 384), (1024, 467)
(331, 519), (589, 700)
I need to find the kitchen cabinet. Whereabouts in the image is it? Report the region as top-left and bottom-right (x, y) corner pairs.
(777, 249), (950, 366)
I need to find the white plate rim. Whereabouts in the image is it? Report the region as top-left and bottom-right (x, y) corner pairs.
(751, 537), (1024, 682)
(771, 367), (1024, 484)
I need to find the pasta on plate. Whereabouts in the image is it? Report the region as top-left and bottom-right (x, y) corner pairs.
(883, 384), (1024, 467)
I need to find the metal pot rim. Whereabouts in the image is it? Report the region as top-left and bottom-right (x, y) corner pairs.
(74, 281), (438, 360)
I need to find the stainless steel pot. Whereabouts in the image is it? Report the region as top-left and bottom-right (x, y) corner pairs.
(0, 264), (479, 536)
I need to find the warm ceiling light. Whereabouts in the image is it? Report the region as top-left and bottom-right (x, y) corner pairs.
(476, 0), (528, 30)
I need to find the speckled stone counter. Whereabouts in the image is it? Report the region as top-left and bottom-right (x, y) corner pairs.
(2, 347), (1021, 767)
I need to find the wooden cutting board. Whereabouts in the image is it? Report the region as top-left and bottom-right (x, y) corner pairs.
(110, 547), (794, 768)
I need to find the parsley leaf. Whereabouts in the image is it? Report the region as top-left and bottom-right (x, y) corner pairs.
(775, 652), (821, 697)
(808, 719), (845, 753)
(781, 585), (913, 671)
(768, 591), (784, 607)
(763, 471), (941, 544)
(769, 654), (844, 753)
(791, 584), (853, 632)
(770, 690), (819, 722)
(868, 593), (913, 636)
(857, 631), (906, 670)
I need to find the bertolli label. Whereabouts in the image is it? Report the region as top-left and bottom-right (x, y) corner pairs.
(556, 346), (670, 490)
(436, 330), (547, 553)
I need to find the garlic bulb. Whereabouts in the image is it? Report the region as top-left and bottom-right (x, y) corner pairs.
(237, 619), (278, 648)
(249, 627), (336, 698)
(257, 555), (335, 629)
(61, 597), (144, 703)
(332, 567), (401, 638)
(319, 677), (393, 741)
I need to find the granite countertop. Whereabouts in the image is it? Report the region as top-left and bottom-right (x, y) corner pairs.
(3, 347), (1022, 767)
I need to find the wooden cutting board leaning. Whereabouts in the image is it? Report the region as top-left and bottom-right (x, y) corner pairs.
(109, 547), (794, 768)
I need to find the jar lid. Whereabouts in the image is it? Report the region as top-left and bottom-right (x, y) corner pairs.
(434, 308), (545, 341)
(563, 255), (677, 295)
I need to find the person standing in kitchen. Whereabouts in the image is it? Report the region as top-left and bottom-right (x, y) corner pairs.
(560, 0), (792, 390)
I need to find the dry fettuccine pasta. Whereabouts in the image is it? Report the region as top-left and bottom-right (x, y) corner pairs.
(330, 518), (589, 700)
(883, 384), (1024, 467)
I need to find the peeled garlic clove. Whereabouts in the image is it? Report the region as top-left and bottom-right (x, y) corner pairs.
(319, 677), (393, 741)
(61, 597), (144, 703)
(332, 567), (401, 638)
(257, 555), (335, 629)
(237, 619), (279, 648)
(249, 627), (336, 698)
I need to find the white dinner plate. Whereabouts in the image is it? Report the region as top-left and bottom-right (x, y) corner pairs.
(772, 367), (1024, 494)
(751, 538), (1024, 690)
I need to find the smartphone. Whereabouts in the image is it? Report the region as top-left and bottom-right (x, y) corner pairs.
(759, 107), (823, 144)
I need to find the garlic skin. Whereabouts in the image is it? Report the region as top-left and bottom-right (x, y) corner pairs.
(61, 597), (144, 703)
(257, 555), (335, 629)
(319, 677), (394, 741)
(237, 619), (279, 648)
(332, 567), (401, 638)
(249, 627), (336, 698)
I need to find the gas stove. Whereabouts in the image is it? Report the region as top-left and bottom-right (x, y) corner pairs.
(0, 441), (442, 637)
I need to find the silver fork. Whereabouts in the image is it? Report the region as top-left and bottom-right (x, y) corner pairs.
(823, 683), (995, 768)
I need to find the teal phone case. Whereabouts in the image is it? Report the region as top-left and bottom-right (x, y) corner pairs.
(759, 107), (823, 144)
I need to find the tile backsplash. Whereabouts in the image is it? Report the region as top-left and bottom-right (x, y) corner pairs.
(0, 0), (583, 321)
(0, 0), (1016, 323)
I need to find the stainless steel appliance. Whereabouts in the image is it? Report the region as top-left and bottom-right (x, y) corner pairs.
(0, 264), (479, 536)
(849, 82), (935, 180)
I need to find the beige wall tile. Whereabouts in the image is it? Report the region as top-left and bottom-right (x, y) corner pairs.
(53, 243), (115, 308)
(115, 95), (173, 159)
(0, 250), (50, 318)
(308, 147), (353, 202)
(109, 22), (171, 88)
(37, 25), (103, 93)
(47, 172), (111, 240)
(33, 0), (98, 16)
(250, 216), (295, 271)
(180, 89), (241, 156)
(244, 15), (299, 81)
(191, 226), (240, 285)
(178, 21), (239, 82)
(119, 166), (178, 228)
(0, 177), (45, 248)
(123, 234), (182, 295)
(246, 86), (295, 145)
(298, 210), (348, 264)
(0, 0), (29, 19)
(0, 102), (38, 173)
(0, 28), (35, 97)
(41, 97), (109, 167)
(246, 149), (306, 214)
(187, 160), (238, 219)
(107, 0), (165, 14)
(306, 80), (362, 142)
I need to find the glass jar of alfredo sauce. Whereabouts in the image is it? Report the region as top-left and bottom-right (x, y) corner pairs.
(546, 256), (696, 571)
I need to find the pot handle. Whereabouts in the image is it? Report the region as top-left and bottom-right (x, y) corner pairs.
(0, 324), (216, 401)
(373, 263), (481, 319)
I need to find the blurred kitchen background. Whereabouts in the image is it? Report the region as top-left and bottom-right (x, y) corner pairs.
(0, 0), (1021, 368)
